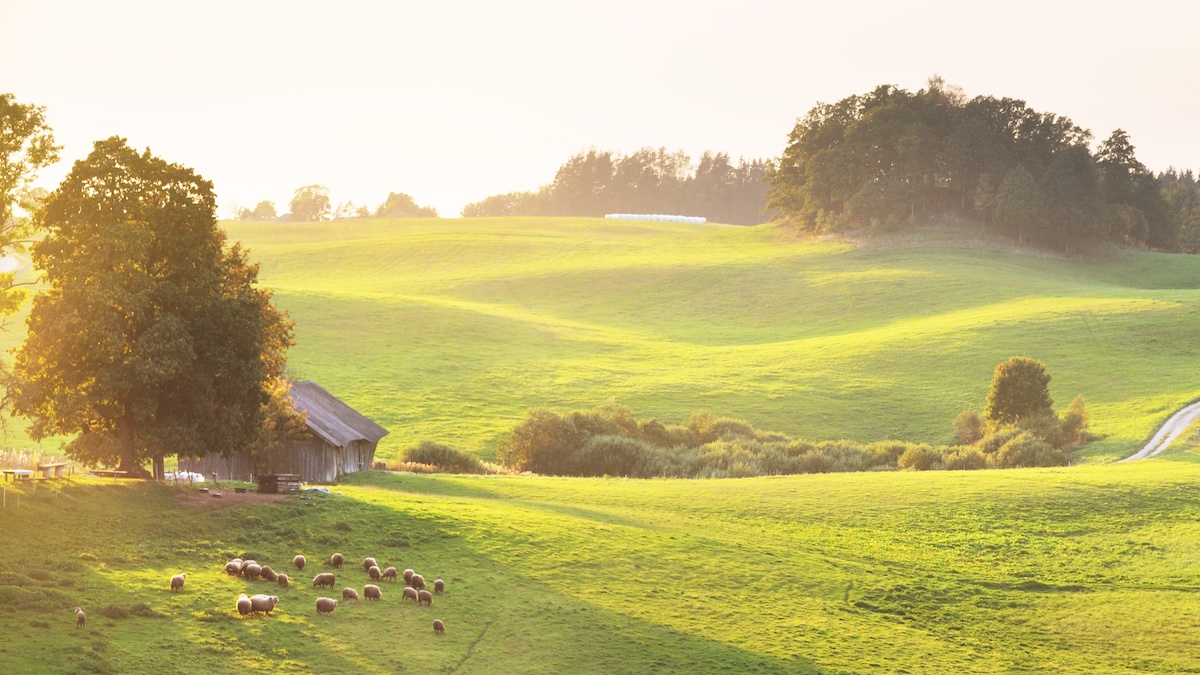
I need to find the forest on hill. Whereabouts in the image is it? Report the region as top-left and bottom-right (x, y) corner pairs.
(768, 77), (1200, 253)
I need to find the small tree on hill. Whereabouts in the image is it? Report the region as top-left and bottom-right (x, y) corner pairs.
(984, 356), (1054, 426)
(289, 185), (331, 221)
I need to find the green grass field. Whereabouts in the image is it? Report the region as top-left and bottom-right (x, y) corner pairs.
(207, 217), (1200, 463)
(4, 454), (1200, 674)
(4, 217), (1197, 463)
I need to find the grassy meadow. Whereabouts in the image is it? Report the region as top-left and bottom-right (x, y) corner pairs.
(210, 217), (1200, 463)
(4, 454), (1200, 673)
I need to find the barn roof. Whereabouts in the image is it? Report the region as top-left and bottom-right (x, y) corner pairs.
(289, 380), (389, 448)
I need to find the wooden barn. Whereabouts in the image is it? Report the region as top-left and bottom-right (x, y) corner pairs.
(179, 380), (389, 484)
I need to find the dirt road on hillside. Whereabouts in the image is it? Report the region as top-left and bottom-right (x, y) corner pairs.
(1120, 400), (1200, 462)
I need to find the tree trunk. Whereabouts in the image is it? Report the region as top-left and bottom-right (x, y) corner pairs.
(118, 415), (137, 472)
(153, 454), (165, 481)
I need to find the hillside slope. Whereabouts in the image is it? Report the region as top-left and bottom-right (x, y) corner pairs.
(218, 217), (1200, 462)
(4, 460), (1200, 673)
(2, 217), (1196, 462)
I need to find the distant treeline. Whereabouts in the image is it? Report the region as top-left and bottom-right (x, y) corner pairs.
(462, 148), (773, 225)
(236, 186), (438, 222)
(769, 77), (1199, 253)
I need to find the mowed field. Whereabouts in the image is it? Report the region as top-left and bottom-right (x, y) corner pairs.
(4, 454), (1200, 674)
(212, 217), (1200, 462)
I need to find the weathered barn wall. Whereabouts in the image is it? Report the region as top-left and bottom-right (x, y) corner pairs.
(179, 438), (378, 484)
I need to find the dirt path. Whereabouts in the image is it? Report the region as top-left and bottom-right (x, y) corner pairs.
(1119, 400), (1200, 462)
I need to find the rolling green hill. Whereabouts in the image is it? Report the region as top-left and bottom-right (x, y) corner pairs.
(217, 217), (1200, 463)
(4, 455), (1200, 673)
(2, 216), (1197, 463)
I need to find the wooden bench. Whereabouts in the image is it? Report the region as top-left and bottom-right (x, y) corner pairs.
(36, 462), (69, 479)
(90, 469), (128, 479)
(2, 469), (33, 482)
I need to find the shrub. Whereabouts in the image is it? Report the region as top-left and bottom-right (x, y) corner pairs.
(898, 446), (942, 471)
(500, 408), (584, 474)
(129, 603), (163, 618)
(1016, 411), (1070, 449)
(975, 427), (1024, 455)
(995, 432), (1068, 468)
(985, 356), (1054, 425)
(401, 440), (486, 474)
(568, 435), (654, 477)
(943, 447), (990, 471)
(98, 605), (129, 619)
(953, 409), (985, 444)
(1061, 395), (1090, 446)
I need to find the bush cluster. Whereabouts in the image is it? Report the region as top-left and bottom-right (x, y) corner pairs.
(495, 405), (1004, 478)
(399, 440), (487, 474)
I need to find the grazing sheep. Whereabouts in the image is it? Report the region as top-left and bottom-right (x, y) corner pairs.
(433, 619), (445, 634)
(170, 573), (186, 592)
(434, 579), (444, 594)
(315, 597), (337, 614)
(244, 563), (262, 581)
(410, 573), (425, 591)
(249, 594), (279, 616)
(225, 561), (242, 577)
(402, 587), (419, 603)
(293, 555), (306, 571)
(241, 560), (257, 572)
(236, 594), (252, 618)
(364, 584), (382, 601)
(74, 607), (86, 629)
(403, 568), (415, 583)
(312, 572), (336, 588)
(276, 574), (290, 588)
(331, 552), (344, 568)
(342, 587), (360, 602)
(260, 565), (278, 582)
(368, 565), (382, 581)
(418, 589), (432, 606)
(362, 557), (377, 572)
(382, 566), (398, 581)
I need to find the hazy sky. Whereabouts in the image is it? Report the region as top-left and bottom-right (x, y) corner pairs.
(2, 0), (1197, 218)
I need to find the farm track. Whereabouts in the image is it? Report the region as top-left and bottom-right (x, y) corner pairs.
(1120, 400), (1200, 461)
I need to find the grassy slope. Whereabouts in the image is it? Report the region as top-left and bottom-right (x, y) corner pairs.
(212, 217), (1200, 462)
(4, 456), (1200, 673)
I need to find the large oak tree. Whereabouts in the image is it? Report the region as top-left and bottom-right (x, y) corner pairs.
(10, 137), (293, 476)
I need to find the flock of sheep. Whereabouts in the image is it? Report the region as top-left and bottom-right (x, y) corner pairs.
(74, 552), (449, 635)
(223, 553), (448, 634)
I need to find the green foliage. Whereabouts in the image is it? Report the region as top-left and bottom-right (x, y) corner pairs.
(768, 78), (1183, 251)
(462, 148), (771, 225)
(943, 447), (990, 470)
(498, 406), (990, 477)
(287, 184), (331, 222)
(0, 92), (60, 229)
(897, 445), (942, 471)
(995, 432), (1067, 468)
(374, 191), (438, 218)
(238, 200), (277, 222)
(10, 137), (294, 472)
(993, 164), (1043, 244)
(985, 356), (1054, 425)
(975, 427), (1025, 455)
(0, 93), (59, 322)
(401, 439), (486, 474)
(461, 190), (546, 218)
(953, 408), (984, 444)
